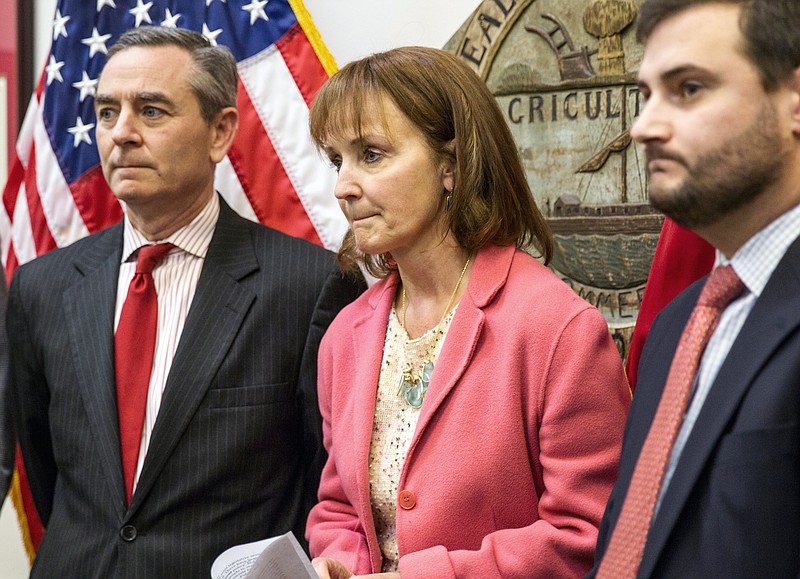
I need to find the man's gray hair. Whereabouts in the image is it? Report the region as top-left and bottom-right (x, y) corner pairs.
(105, 26), (238, 123)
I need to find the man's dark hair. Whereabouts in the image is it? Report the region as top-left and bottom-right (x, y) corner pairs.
(638, 0), (800, 90)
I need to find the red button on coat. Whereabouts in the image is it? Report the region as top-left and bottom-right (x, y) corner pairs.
(398, 490), (416, 510)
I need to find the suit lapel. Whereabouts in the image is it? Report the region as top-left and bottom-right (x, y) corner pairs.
(63, 226), (128, 516)
(130, 202), (257, 510)
(639, 238), (800, 577)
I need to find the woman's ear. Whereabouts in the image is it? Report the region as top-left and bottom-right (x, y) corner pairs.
(441, 139), (456, 193)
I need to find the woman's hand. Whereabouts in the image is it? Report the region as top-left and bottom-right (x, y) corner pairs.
(312, 557), (354, 579)
(311, 558), (401, 579)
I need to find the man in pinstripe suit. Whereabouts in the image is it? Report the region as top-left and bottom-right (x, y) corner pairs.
(8, 27), (362, 578)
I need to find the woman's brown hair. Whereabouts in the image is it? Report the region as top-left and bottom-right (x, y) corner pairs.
(310, 46), (553, 278)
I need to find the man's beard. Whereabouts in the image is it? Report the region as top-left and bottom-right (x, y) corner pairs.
(645, 102), (785, 230)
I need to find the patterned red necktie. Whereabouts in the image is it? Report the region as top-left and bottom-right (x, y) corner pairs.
(598, 265), (745, 578)
(115, 243), (173, 504)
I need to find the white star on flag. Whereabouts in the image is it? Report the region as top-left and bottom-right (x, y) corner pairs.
(202, 23), (223, 46)
(82, 27), (112, 58)
(161, 9), (181, 28)
(67, 118), (95, 148)
(206, 0), (227, 5)
(243, 0), (269, 25)
(130, 0), (154, 27)
(52, 10), (70, 41)
(96, 0), (116, 11)
(45, 55), (65, 85)
(72, 72), (99, 102)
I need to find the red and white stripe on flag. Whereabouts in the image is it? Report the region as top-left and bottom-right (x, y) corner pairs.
(0, 0), (346, 558)
(1, 0), (347, 278)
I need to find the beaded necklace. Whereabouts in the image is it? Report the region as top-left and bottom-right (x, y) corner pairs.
(397, 255), (471, 407)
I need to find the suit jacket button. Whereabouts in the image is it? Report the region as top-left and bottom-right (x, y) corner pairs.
(120, 525), (137, 542)
(398, 490), (416, 510)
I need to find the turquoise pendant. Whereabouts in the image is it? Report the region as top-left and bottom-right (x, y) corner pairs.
(398, 361), (434, 408)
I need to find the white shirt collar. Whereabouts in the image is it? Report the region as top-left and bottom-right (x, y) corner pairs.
(121, 193), (220, 263)
(716, 202), (800, 298)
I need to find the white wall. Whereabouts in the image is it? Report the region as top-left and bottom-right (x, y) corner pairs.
(34, 0), (478, 77)
(3, 2), (479, 577)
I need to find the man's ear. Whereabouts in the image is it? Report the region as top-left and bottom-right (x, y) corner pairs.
(209, 107), (239, 163)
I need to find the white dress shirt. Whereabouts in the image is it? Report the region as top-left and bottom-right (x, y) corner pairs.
(114, 194), (219, 492)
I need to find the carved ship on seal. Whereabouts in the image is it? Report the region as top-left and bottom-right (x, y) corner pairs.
(545, 193), (662, 291)
(549, 194), (663, 236)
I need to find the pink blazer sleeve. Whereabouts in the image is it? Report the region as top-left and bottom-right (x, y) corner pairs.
(395, 305), (629, 578)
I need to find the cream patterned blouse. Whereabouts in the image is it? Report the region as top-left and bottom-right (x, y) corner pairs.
(368, 303), (457, 572)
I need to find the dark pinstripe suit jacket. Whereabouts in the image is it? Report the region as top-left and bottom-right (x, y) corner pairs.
(8, 197), (363, 578)
(0, 267), (10, 504)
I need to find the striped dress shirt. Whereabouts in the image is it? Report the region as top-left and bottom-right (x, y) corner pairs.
(114, 194), (219, 492)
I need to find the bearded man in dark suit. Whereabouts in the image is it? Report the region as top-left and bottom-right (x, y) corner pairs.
(591, 1), (800, 577)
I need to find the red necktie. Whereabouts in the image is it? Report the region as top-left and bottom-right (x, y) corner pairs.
(598, 265), (745, 578)
(115, 243), (173, 504)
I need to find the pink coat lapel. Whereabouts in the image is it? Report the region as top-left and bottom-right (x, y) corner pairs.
(347, 275), (398, 564)
(400, 245), (515, 468)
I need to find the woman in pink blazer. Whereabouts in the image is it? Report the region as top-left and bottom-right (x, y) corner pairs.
(307, 46), (630, 579)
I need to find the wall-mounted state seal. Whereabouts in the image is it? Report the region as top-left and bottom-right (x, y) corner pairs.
(447, 0), (655, 360)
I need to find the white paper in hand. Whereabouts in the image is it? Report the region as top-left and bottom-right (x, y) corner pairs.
(210, 531), (317, 579)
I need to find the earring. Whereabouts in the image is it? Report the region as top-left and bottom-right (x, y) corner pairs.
(445, 191), (453, 212)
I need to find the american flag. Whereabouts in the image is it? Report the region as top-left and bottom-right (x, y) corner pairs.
(2, 0), (346, 558)
(1, 0), (347, 276)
